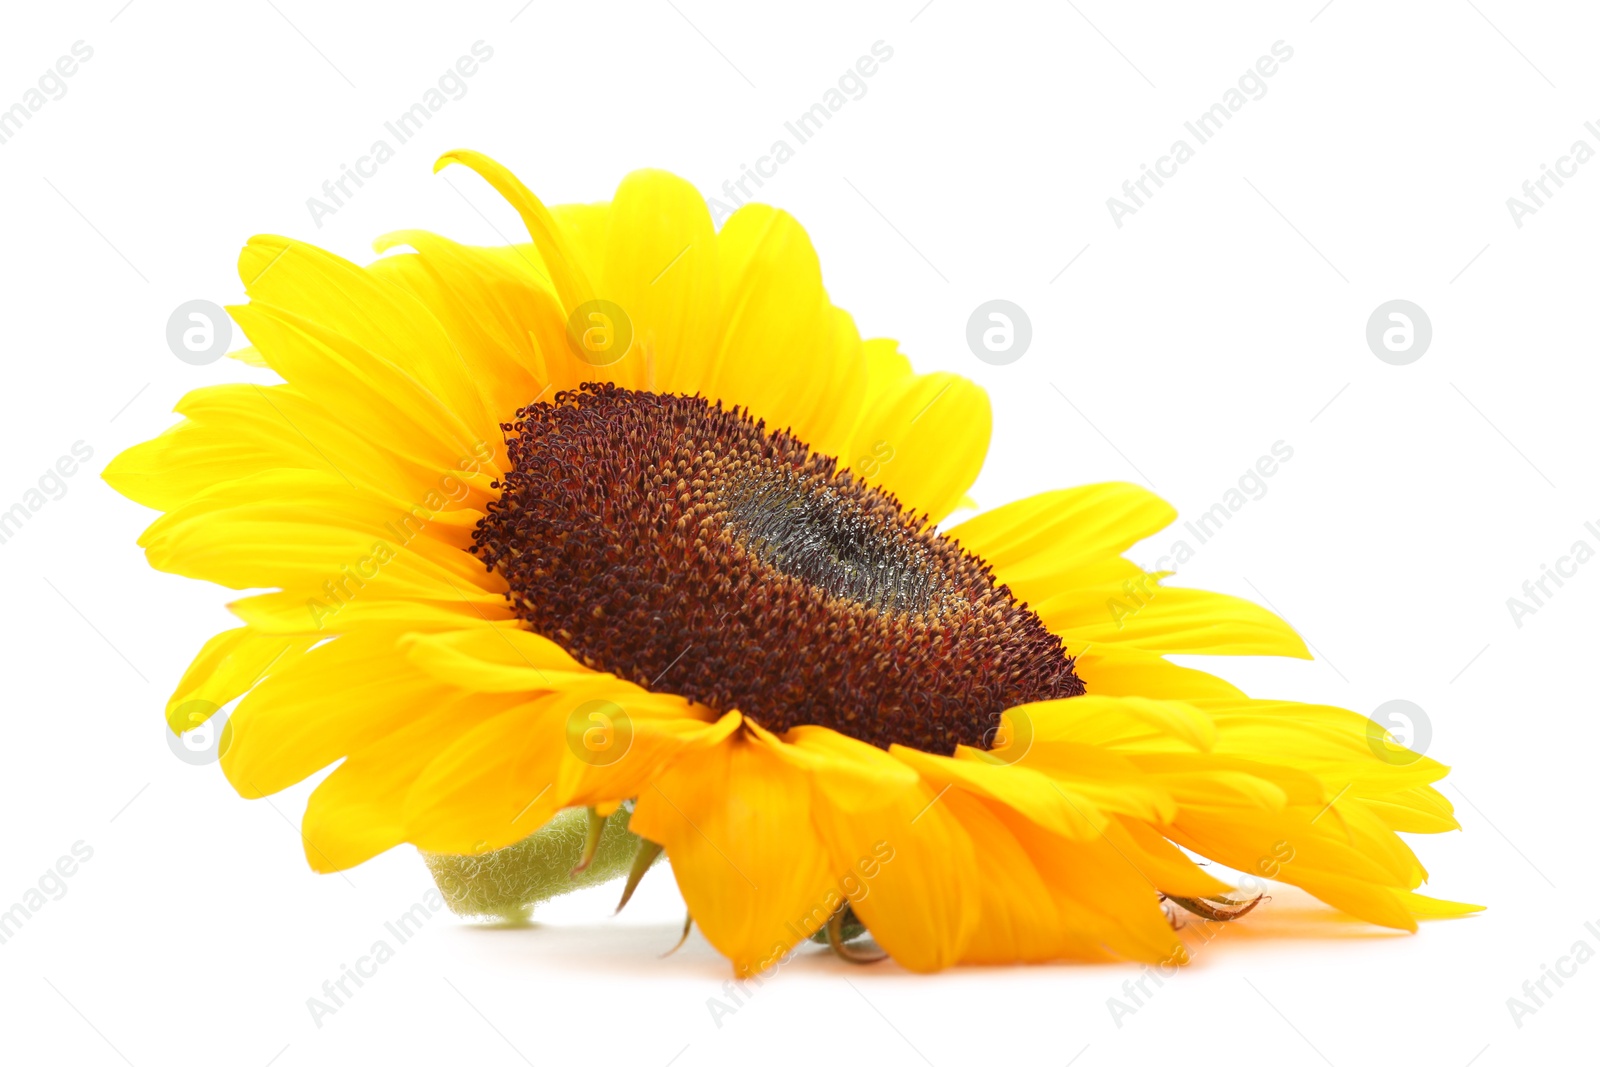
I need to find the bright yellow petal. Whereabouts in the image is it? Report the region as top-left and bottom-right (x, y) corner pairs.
(403, 625), (591, 692)
(104, 384), (325, 513)
(1361, 785), (1461, 834)
(222, 628), (458, 798)
(983, 798), (1188, 964)
(137, 473), (500, 619)
(943, 789), (1112, 963)
(400, 694), (576, 854)
(846, 361), (990, 523)
(1019, 695), (1217, 753)
(369, 229), (557, 442)
(598, 169), (719, 392)
(227, 294), (490, 479)
(791, 732), (980, 972)
(434, 150), (595, 313)
(228, 587), (512, 636)
(162, 627), (317, 734)
(300, 690), (519, 871)
(629, 725), (839, 977)
(1074, 648), (1246, 700)
(949, 482), (1175, 573)
(704, 204), (858, 450)
(891, 744), (1108, 841)
(238, 234), (495, 443)
(1042, 585), (1311, 659)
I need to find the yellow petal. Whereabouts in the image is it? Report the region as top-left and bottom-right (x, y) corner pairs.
(301, 690), (519, 871)
(943, 789), (1111, 963)
(984, 799), (1188, 963)
(1019, 695), (1217, 753)
(228, 296), (490, 479)
(949, 482), (1175, 573)
(238, 234), (495, 444)
(370, 230), (558, 438)
(104, 384), (324, 513)
(629, 726), (840, 977)
(705, 204), (853, 451)
(405, 682), (727, 856)
(222, 628), (460, 798)
(1360, 785), (1461, 834)
(802, 761), (980, 972)
(401, 695), (573, 853)
(1074, 648), (1246, 701)
(228, 587), (512, 635)
(846, 365), (991, 523)
(958, 743), (1179, 825)
(138, 471), (499, 608)
(557, 710), (740, 814)
(891, 744), (1108, 841)
(598, 169), (719, 393)
(772, 724), (921, 811)
(434, 150), (595, 313)
(163, 627), (317, 734)
(799, 308), (868, 461)
(1042, 585), (1311, 659)
(1399, 891), (1484, 919)
(403, 626), (590, 692)
(1111, 817), (1235, 898)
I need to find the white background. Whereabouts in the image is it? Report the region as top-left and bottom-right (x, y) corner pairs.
(0, 2), (1594, 1064)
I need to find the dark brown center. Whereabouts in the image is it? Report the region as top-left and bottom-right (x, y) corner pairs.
(470, 383), (1083, 753)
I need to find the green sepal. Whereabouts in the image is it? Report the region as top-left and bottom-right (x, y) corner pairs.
(421, 806), (650, 922)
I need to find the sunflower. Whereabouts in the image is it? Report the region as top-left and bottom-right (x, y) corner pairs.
(106, 150), (1476, 975)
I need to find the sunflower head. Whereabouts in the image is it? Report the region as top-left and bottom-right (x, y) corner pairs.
(107, 151), (1477, 976)
(473, 381), (1082, 754)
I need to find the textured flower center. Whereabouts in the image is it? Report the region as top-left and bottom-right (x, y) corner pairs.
(471, 383), (1083, 753)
